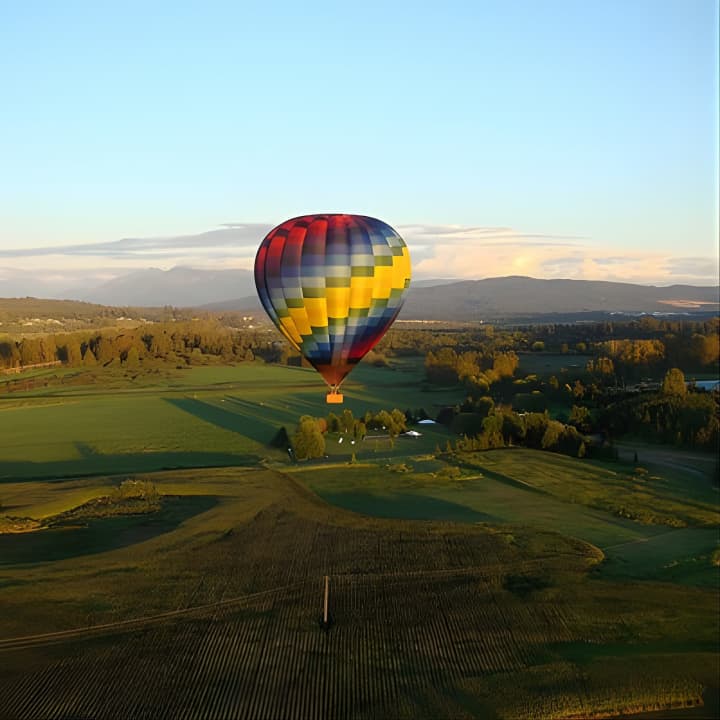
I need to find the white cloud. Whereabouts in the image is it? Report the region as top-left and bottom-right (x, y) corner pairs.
(1, 223), (717, 298)
(403, 226), (719, 286)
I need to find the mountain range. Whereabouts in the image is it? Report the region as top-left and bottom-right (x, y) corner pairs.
(199, 274), (719, 320)
(399, 276), (720, 320)
(80, 266), (256, 308)
(4, 267), (717, 321)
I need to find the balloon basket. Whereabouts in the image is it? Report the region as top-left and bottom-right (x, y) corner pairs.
(326, 391), (344, 404)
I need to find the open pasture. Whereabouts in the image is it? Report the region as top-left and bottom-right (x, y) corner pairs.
(0, 362), (458, 480)
(0, 391), (264, 479)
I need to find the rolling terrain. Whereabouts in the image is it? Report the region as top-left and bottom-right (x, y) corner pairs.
(1, 462), (717, 719)
(0, 361), (718, 718)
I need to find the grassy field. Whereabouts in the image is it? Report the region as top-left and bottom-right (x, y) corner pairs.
(1, 362), (718, 718)
(0, 362), (460, 480)
(300, 450), (720, 588)
(301, 462), (664, 546)
(457, 449), (719, 526)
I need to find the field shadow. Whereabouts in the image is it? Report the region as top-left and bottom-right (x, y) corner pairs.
(456, 462), (548, 496)
(0, 495), (218, 565)
(166, 397), (280, 445)
(0, 449), (260, 482)
(314, 489), (498, 524)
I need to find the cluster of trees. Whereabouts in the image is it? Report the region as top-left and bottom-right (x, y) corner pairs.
(585, 356), (615, 376)
(0, 321), (281, 371)
(507, 365), (718, 450)
(291, 408), (409, 460)
(291, 416), (326, 461)
(424, 348), (519, 390)
(0, 334), (59, 368)
(592, 339), (666, 378)
(511, 373), (611, 416)
(599, 369), (719, 449)
(439, 400), (588, 458)
(326, 408), (408, 440)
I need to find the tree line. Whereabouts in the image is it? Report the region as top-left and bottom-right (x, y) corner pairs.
(3, 314), (716, 378)
(380, 317), (719, 378)
(0, 320), (284, 371)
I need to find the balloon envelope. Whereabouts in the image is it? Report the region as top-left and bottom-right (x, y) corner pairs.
(254, 214), (411, 394)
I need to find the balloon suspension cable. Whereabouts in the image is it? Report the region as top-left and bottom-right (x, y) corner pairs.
(326, 382), (344, 404)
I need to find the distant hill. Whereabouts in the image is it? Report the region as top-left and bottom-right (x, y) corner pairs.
(0, 297), (203, 333)
(400, 276), (720, 320)
(0, 297), (118, 318)
(83, 267), (256, 307)
(406, 278), (464, 288)
(4, 276), (718, 323)
(198, 276), (719, 320)
(200, 295), (262, 312)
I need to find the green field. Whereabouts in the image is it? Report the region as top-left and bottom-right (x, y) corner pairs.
(0, 362), (460, 479)
(1, 362), (718, 719)
(301, 450), (720, 588)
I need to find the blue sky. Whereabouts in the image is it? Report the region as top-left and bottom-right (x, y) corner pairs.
(1, 0), (718, 287)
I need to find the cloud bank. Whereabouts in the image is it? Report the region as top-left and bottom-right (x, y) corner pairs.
(0, 223), (717, 300)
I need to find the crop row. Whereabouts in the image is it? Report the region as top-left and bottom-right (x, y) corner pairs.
(2, 570), (590, 720)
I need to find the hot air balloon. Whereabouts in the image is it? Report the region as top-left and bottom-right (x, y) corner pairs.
(254, 214), (411, 403)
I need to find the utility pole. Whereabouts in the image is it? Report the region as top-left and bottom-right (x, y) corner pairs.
(323, 575), (330, 627)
